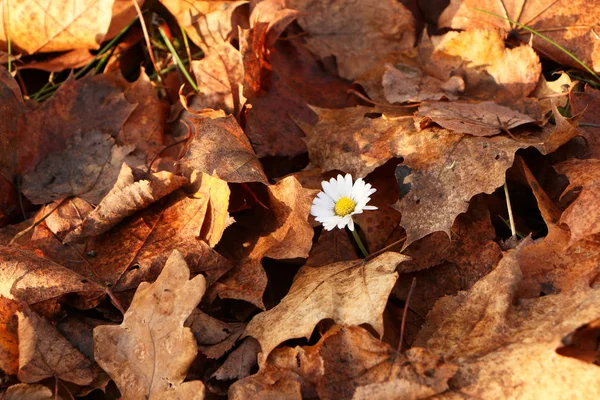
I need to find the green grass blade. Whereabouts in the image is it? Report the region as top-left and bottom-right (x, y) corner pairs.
(158, 27), (198, 92)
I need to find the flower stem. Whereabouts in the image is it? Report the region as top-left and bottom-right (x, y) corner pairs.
(351, 228), (369, 258)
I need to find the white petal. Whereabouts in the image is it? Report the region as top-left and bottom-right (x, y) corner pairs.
(347, 217), (355, 231)
(362, 205), (378, 210)
(337, 217), (349, 229)
(335, 174), (348, 198)
(313, 195), (335, 208)
(322, 180), (339, 201)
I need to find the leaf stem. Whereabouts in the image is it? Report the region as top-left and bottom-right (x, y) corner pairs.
(504, 181), (517, 237)
(351, 228), (369, 258)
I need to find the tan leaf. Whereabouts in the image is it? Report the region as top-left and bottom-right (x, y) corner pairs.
(63, 163), (188, 243)
(161, 0), (247, 52)
(570, 85), (600, 158)
(286, 0), (415, 80)
(212, 337), (261, 381)
(0, 0), (114, 54)
(191, 43), (244, 115)
(185, 308), (244, 359)
(18, 307), (100, 385)
(0, 246), (103, 309)
(317, 326), (457, 400)
(415, 101), (536, 137)
(3, 383), (57, 400)
(182, 115), (268, 184)
(438, 0), (600, 74)
(554, 159), (600, 245)
(94, 250), (206, 399)
(245, 252), (407, 365)
(414, 244), (600, 398)
(431, 29), (541, 102)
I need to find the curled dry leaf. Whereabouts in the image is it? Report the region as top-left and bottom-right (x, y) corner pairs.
(217, 176), (313, 308)
(94, 250), (206, 399)
(244, 252), (407, 365)
(415, 101), (537, 137)
(0, 0), (114, 54)
(18, 307), (101, 386)
(317, 326), (456, 400)
(438, 0), (600, 74)
(2, 383), (57, 400)
(415, 243), (600, 398)
(286, 0), (415, 80)
(212, 337), (261, 381)
(554, 159), (600, 245)
(231, 325), (456, 400)
(182, 115), (268, 184)
(63, 163), (188, 243)
(185, 308), (245, 359)
(161, 0), (247, 52)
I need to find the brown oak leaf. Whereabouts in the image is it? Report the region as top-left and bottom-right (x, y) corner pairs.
(94, 250), (206, 399)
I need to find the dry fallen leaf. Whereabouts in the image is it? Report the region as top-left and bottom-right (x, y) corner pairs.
(18, 307), (101, 386)
(0, 0), (114, 54)
(182, 114), (268, 184)
(63, 163), (188, 243)
(286, 0), (415, 80)
(245, 252), (407, 365)
(94, 250), (206, 399)
(415, 101), (537, 137)
(161, 0), (247, 52)
(0, 296), (20, 375)
(438, 0), (600, 74)
(415, 243), (600, 398)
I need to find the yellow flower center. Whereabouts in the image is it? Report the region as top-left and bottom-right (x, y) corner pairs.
(334, 197), (356, 217)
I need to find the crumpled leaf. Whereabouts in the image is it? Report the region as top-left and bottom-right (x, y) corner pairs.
(185, 308), (245, 359)
(415, 101), (536, 137)
(182, 115), (268, 184)
(212, 337), (261, 381)
(18, 307), (101, 386)
(286, 0), (415, 80)
(21, 131), (138, 205)
(0, 0), (114, 54)
(2, 383), (57, 400)
(245, 252), (407, 365)
(63, 163), (188, 243)
(161, 0), (247, 52)
(414, 244), (600, 398)
(570, 85), (600, 158)
(94, 250), (206, 399)
(231, 325), (456, 400)
(216, 176), (314, 308)
(554, 158), (600, 245)
(438, 0), (600, 74)
(317, 326), (457, 400)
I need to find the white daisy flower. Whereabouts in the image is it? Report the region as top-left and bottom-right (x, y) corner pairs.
(310, 173), (378, 231)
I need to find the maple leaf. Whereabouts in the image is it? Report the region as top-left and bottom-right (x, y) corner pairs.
(414, 243), (600, 398)
(244, 252), (407, 365)
(94, 250), (206, 399)
(0, 0), (114, 54)
(439, 0), (600, 74)
(286, 0), (415, 80)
